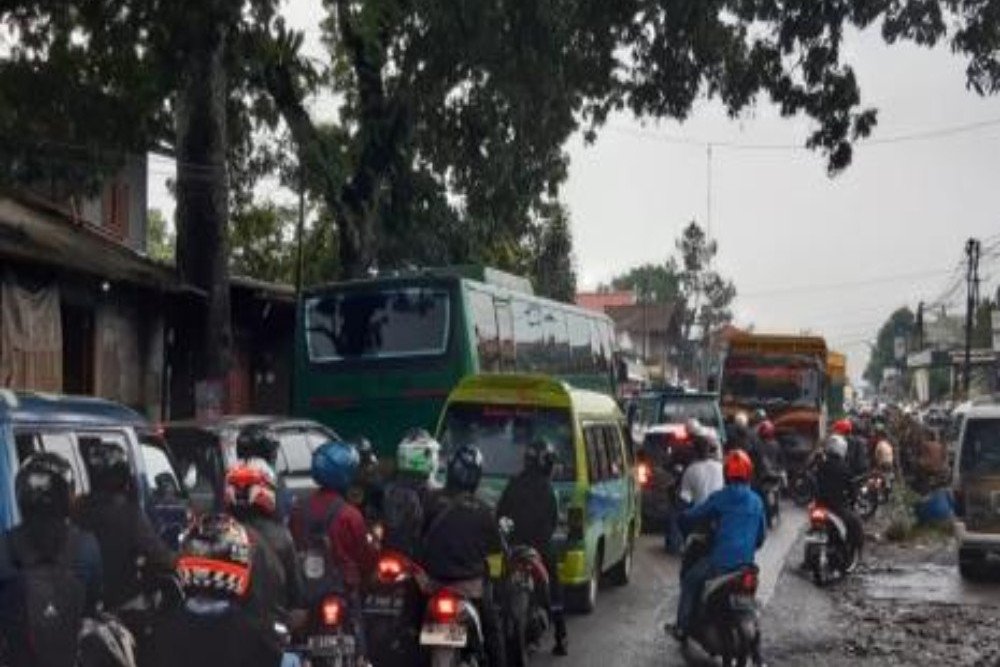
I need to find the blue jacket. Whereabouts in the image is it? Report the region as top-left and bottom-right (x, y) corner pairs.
(681, 482), (766, 571)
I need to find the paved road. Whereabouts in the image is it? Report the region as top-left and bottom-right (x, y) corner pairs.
(531, 505), (806, 667)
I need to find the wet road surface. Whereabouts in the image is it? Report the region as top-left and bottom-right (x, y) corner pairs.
(531, 505), (806, 667)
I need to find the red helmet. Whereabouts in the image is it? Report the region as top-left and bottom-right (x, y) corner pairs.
(832, 418), (853, 436)
(225, 460), (277, 516)
(724, 450), (754, 484)
(757, 420), (776, 440)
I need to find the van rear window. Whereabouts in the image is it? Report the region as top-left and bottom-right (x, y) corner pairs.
(440, 404), (576, 481)
(960, 418), (1000, 474)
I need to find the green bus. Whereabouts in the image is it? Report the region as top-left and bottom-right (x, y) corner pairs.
(293, 267), (617, 454)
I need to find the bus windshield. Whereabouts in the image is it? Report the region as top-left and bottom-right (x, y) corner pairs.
(722, 365), (821, 408)
(305, 287), (451, 362)
(439, 403), (576, 482)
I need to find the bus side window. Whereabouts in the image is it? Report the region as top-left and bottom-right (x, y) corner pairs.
(468, 288), (500, 372)
(568, 314), (592, 374)
(514, 299), (542, 372)
(603, 425), (624, 478)
(496, 299), (516, 371)
(584, 426), (606, 483)
(543, 309), (570, 374)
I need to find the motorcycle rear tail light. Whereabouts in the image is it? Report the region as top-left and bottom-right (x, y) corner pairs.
(808, 505), (827, 527)
(430, 590), (459, 624)
(740, 571), (758, 593)
(321, 595), (343, 627)
(377, 554), (406, 584)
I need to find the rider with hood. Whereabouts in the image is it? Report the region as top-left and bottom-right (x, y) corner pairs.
(816, 435), (864, 562)
(671, 450), (766, 643)
(381, 429), (442, 559)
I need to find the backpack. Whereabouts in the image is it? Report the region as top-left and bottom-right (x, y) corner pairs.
(299, 497), (347, 605)
(382, 482), (425, 557)
(9, 528), (87, 667)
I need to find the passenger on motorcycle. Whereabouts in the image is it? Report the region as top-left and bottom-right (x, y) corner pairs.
(225, 460), (305, 619)
(815, 436), (864, 564)
(755, 421), (784, 478)
(151, 513), (288, 667)
(422, 445), (507, 667)
(291, 440), (377, 656)
(237, 428), (293, 521)
(0, 453), (103, 667)
(678, 429), (723, 507)
(833, 418), (870, 479)
(75, 438), (176, 610)
(671, 450), (766, 643)
(497, 439), (568, 657)
(382, 429), (441, 559)
(872, 425), (894, 473)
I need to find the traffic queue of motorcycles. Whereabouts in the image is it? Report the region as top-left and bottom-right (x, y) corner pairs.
(0, 430), (560, 667)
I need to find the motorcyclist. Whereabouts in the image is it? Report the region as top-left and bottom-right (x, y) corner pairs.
(74, 438), (176, 610)
(0, 453), (103, 666)
(833, 418), (869, 479)
(873, 424), (894, 473)
(815, 435), (864, 564)
(224, 460), (305, 619)
(150, 513), (288, 667)
(755, 420), (784, 479)
(291, 440), (376, 658)
(236, 427), (292, 521)
(677, 429), (724, 508)
(725, 411), (751, 453)
(670, 450), (766, 643)
(422, 445), (506, 667)
(496, 439), (568, 657)
(381, 429), (441, 559)
(345, 437), (384, 523)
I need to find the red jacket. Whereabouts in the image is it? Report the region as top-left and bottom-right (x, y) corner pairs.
(291, 489), (375, 589)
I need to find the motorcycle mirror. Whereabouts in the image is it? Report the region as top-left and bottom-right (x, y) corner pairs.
(499, 516), (515, 535)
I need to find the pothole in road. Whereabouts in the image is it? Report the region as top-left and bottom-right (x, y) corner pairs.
(859, 563), (1000, 606)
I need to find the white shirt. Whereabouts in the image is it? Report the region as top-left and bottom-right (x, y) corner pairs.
(680, 459), (724, 505)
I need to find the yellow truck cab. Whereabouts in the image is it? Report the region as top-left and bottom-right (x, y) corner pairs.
(437, 374), (641, 613)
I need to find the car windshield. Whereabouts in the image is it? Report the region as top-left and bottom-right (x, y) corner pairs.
(960, 418), (1000, 475)
(140, 440), (183, 501)
(661, 399), (721, 429)
(439, 403), (576, 482)
(305, 287), (451, 362)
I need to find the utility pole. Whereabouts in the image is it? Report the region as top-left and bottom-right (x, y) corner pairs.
(963, 238), (981, 396)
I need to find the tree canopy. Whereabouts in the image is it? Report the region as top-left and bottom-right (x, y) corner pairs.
(864, 306), (916, 387)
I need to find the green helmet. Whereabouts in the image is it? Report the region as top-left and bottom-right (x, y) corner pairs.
(396, 429), (442, 479)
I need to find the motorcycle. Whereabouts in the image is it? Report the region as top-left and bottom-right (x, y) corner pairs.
(296, 593), (359, 667)
(680, 533), (763, 667)
(496, 517), (551, 667)
(420, 584), (488, 667)
(853, 473), (879, 521)
(363, 551), (433, 667)
(788, 463), (817, 507)
(757, 473), (783, 529)
(803, 503), (858, 587)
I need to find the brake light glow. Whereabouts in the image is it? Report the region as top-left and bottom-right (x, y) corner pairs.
(740, 570), (758, 593)
(321, 596), (343, 627)
(809, 505), (828, 527)
(430, 590), (459, 624)
(636, 462), (652, 487)
(377, 555), (405, 584)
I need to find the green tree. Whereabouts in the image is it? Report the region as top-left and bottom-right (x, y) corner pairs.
(609, 262), (681, 303)
(530, 204), (577, 302)
(146, 209), (175, 263)
(864, 307), (916, 387)
(676, 221), (736, 343)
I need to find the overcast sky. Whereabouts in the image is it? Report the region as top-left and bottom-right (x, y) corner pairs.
(150, 3), (1000, 383)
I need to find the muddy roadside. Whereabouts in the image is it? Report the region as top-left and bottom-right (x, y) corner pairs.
(763, 515), (1000, 666)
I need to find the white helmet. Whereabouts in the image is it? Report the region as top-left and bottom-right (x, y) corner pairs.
(734, 412), (750, 429)
(396, 428), (442, 487)
(826, 435), (848, 459)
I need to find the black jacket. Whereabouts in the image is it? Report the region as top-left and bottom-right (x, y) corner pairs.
(421, 490), (501, 583)
(496, 471), (558, 553)
(241, 514), (305, 610)
(816, 455), (853, 512)
(74, 494), (175, 609)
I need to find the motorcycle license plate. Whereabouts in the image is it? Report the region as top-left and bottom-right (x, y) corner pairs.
(364, 592), (405, 616)
(729, 594), (757, 612)
(420, 623), (468, 647)
(805, 532), (828, 545)
(307, 634), (355, 658)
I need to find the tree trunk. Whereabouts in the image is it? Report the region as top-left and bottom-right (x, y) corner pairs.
(175, 23), (232, 402)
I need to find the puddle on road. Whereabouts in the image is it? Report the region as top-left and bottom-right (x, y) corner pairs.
(860, 564), (999, 606)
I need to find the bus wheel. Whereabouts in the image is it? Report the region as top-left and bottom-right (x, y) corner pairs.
(568, 544), (602, 614)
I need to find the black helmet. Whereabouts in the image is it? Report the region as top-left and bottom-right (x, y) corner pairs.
(355, 437), (378, 470)
(524, 439), (556, 476)
(236, 427), (280, 465)
(446, 444), (483, 493)
(16, 452), (75, 520)
(82, 438), (132, 495)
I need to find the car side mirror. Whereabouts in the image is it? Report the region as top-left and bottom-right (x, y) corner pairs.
(499, 516), (515, 536)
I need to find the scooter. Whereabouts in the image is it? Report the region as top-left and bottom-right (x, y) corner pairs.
(297, 593), (359, 667)
(680, 533), (763, 667)
(803, 503), (858, 587)
(757, 473), (783, 529)
(420, 585), (488, 667)
(496, 517), (551, 667)
(364, 550), (433, 667)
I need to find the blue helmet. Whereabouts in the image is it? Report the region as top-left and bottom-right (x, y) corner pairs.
(311, 440), (359, 492)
